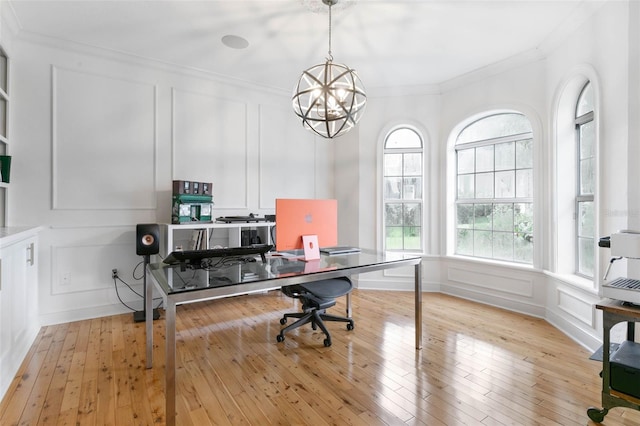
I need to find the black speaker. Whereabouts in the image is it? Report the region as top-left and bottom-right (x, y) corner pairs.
(136, 224), (160, 256)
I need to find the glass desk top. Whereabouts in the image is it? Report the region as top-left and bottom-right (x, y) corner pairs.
(148, 250), (422, 297)
(145, 248), (423, 426)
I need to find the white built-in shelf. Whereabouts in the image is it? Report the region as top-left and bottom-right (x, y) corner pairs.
(160, 221), (275, 258)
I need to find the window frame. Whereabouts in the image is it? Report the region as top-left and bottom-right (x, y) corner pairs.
(453, 113), (534, 264)
(382, 126), (424, 253)
(574, 82), (595, 278)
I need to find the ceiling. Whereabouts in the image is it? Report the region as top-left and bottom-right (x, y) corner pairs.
(7, 0), (605, 92)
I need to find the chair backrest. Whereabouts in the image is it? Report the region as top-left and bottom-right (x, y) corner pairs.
(299, 277), (352, 300)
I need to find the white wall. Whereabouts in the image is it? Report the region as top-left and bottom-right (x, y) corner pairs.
(7, 33), (336, 324)
(2, 0), (638, 354)
(350, 1), (635, 351)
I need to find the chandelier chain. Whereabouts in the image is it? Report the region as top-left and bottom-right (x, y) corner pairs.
(327, 3), (333, 61)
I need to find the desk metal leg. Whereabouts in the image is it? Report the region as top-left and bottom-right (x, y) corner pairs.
(346, 293), (352, 318)
(166, 299), (177, 426)
(145, 263), (153, 369)
(415, 262), (422, 350)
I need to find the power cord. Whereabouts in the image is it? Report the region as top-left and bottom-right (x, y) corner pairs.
(112, 263), (163, 311)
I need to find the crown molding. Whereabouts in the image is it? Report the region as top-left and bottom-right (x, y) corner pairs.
(14, 28), (290, 97)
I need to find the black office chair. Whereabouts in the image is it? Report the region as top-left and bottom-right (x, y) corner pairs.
(276, 277), (354, 347)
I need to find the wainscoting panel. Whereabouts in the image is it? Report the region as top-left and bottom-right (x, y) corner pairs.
(172, 88), (248, 208)
(49, 226), (143, 296)
(556, 287), (595, 327)
(52, 66), (157, 210)
(447, 265), (534, 298)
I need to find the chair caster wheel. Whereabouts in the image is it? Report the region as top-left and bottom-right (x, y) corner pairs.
(280, 318), (287, 325)
(587, 407), (608, 423)
(347, 322), (354, 331)
(324, 338), (331, 347)
(276, 334), (285, 343)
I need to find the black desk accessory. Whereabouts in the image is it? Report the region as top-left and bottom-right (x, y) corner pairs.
(163, 244), (273, 270)
(134, 224), (161, 323)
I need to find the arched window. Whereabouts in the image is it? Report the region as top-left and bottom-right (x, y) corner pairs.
(575, 82), (595, 277)
(383, 127), (423, 252)
(454, 113), (534, 263)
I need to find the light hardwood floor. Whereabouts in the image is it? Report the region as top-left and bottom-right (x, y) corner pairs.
(1, 290), (639, 425)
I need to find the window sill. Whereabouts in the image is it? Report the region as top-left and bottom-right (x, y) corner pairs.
(544, 271), (598, 294)
(444, 254), (542, 274)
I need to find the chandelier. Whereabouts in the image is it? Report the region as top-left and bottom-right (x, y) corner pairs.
(292, 0), (367, 139)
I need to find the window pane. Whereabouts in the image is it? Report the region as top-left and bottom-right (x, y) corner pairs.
(578, 237), (594, 276)
(514, 203), (533, 241)
(457, 204), (474, 228)
(476, 172), (494, 198)
(457, 113), (532, 143)
(403, 153), (422, 176)
(495, 171), (515, 198)
(384, 177), (402, 200)
(493, 231), (514, 260)
(385, 203), (402, 226)
(515, 202), (534, 263)
(516, 169), (533, 198)
(476, 146), (494, 172)
(474, 204), (492, 230)
(580, 158), (594, 195)
(579, 120), (595, 197)
(386, 227), (403, 250)
(458, 148), (475, 174)
(515, 139), (533, 169)
(474, 230), (493, 258)
(404, 227), (421, 250)
(515, 233), (534, 263)
(457, 229), (473, 255)
(579, 121), (595, 159)
(404, 203), (421, 226)
(495, 142), (515, 171)
(385, 127), (422, 149)
(403, 177), (422, 200)
(493, 204), (514, 232)
(384, 153), (402, 176)
(576, 82), (594, 117)
(578, 201), (594, 238)
(457, 175), (474, 199)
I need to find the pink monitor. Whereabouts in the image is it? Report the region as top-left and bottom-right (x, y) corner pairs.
(275, 199), (338, 252)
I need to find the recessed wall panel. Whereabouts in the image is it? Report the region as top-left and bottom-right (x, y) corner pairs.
(259, 104), (317, 208)
(52, 67), (157, 210)
(448, 266), (534, 297)
(50, 226), (142, 295)
(173, 89), (247, 208)
(557, 288), (594, 326)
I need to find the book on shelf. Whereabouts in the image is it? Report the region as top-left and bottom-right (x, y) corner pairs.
(190, 229), (206, 250)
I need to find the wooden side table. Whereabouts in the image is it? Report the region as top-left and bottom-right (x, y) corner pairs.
(588, 299), (640, 422)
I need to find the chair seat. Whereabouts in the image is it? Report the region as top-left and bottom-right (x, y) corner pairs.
(277, 276), (354, 347)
